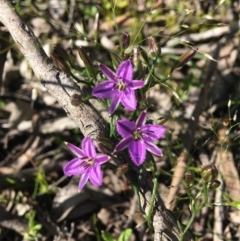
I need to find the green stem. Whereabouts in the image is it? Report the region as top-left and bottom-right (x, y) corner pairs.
(144, 58), (157, 86)
(146, 175), (158, 228)
(70, 72), (91, 85)
(180, 184), (209, 240)
(109, 115), (114, 138)
(131, 168), (143, 214)
(146, 156), (158, 228)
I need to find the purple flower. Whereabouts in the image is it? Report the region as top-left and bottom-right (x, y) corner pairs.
(115, 111), (166, 166)
(92, 60), (145, 115)
(63, 137), (110, 190)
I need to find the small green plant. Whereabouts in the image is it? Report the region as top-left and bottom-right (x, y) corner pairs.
(33, 164), (55, 198)
(179, 164), (222, 240)
(101, 228), (132, 241)
(23, 210), (42, 240)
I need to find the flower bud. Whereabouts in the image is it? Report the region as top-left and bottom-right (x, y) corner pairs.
(148, 37), (160, 58)
(222, 118), (229, 127)
(97, 137), (114, 154)
(133, 45), (140, 66)
(155, 116), (168, 125)
(209, 180), (221, 189)
(92, 12), (99, 39)
(133, 46), (143, 71)
(70, 94), (82, 106)
(51, 52), (71, 73)
(170, 48), (197, 74)
(184, 171), (195, 186)
(117, 164), (129, 176)
(201, 164), (218, 183)
(139, 46), (149, 65)
(77, 47), (96, 77)
(120, 31), (130, 50)
(52, 44), (73, 65)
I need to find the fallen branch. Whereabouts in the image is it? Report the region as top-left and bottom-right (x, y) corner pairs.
(0, 0), (108, 147)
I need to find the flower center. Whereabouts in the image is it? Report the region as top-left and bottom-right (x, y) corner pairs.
(132, 128), (142, 140)
(117, 78), (126, 91)
(81, 158), (95, 170)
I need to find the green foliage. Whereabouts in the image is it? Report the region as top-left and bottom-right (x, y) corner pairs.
(0, 99), (5, 108)
(101, 228), (132, 241)
(118, 229), (132, 241)
(229, 201), (240, 210)
(33, 165), (54, 197)
(23, 210), (42, 240)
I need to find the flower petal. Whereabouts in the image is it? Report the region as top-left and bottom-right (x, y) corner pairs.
(95, 154), (110, 164)
(145, 141), (163, 156)
(109, 95), (121, 115)
(115, 136), (133, 152)
(130, 80), (145, 90)
(136, 111), (147, 128)
(78, 172), (90, 190)
(63, 158), (85, 176)
(129, 140), (146, 166)
(92, 80), (116, 99)
(66, 143), (85, 158)
(82, 137), (96, 158)
(116, 60), (133, 81)
(116, 119), (135, 138)
(121, 88), (137, 111)
(89, 164), (102, 186)
(99, 63), (116, 80)
(141, 125), (166, 141)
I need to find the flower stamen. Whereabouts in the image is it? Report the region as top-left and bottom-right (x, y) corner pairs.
(80, 158), (95, 170)
(117, 79), (126, 90)
(133, 129), (142, 140)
